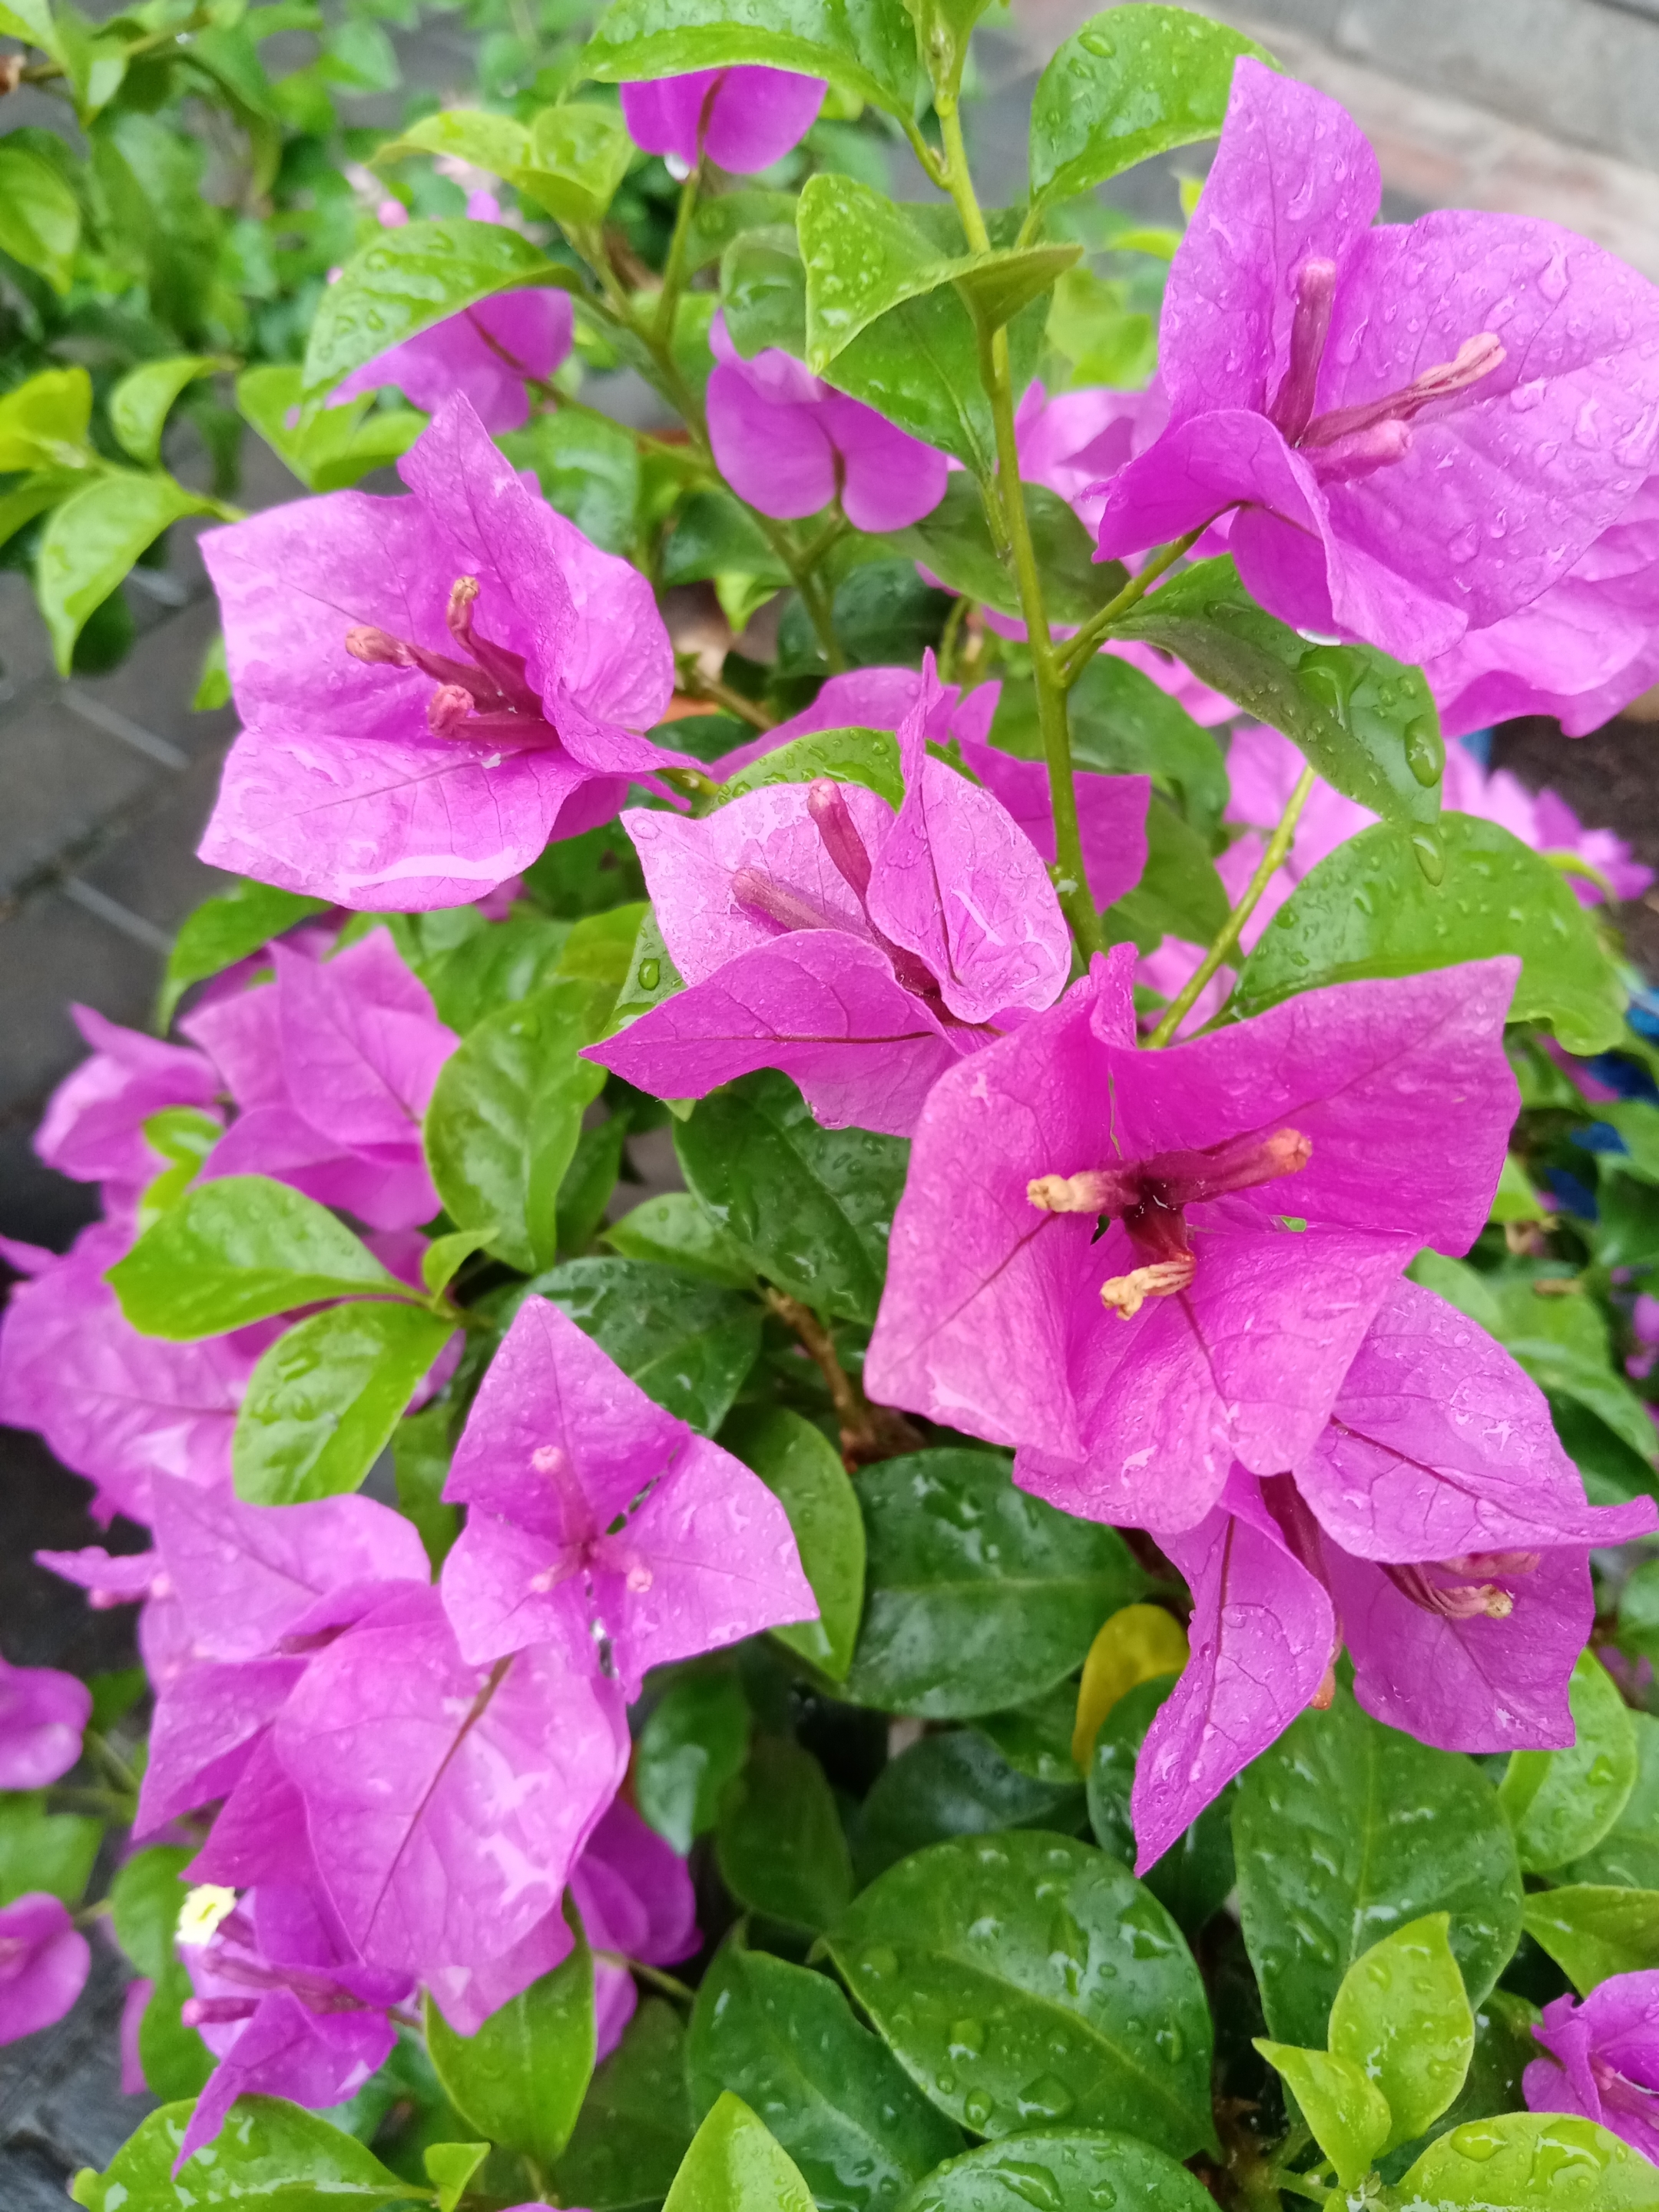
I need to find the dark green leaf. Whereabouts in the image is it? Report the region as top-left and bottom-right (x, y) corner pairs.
(396, 906), (574, 1036)
(1397, 2111), (1659, 2208)
(828, 1831), (1214, 2157)
(843, 1449), (1147, 1718)
(0, 1793), (101, 1908)
(1233, 1685), (1523, 2049)
(498, 408), (641, 556)
(584, 0), (926, 121)
(717, 1735), (854, 1932)
(232, 1300), (456, 1505)
(636, 1671), (752, 1855)
(607, 1192), (756, 1288)
(109, 356), (222, 469)
(853, 1730), (1087, 1886)
(687, 1937), (962, 2210)
(553, 1998), (696, 2212)
(675, 1070), (908, 1325)
(1087, 1674), (1234, 1936)
(1030, 5), (1272, 204)
(972, 1683), (1081, 1786)
(558, 1114), (627, 1255)
(722, 1405), (863, 1677)
(880, 473), (1124, 627)
(895, 2129), (1216, 2212)
(158, 879), (326, 1027)
(1522, 1885), (1659, 1995)
(38, 471), (211, 674)
(716, 727), (904, 810)
(69, 2098), (412, 2210)
(722, 227), (809, 359)
(0, 141), (81, 293)
(107, 1177), (409, 1339)
(1108, 794), (1229, 947)
(425, 1908), (594, 2167)
(687, 188), (797, 275)
(108, 1844), (213, 2102)
(392, 1402), (459, 1571)
(662, 489), (792, 590)
(533, 1257), (762, 1432)
(1498, 1650), (1637, 1873)
(995, 655), (1230, 836)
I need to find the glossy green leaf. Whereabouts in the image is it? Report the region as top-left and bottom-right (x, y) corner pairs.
(717, 727), (904, 810)
(607, 1191), (756, 1288)
(662, 488), (792, 591)
(499, 406), (641, 555)
(879, 472), (1124, 628)
(973, 1682), (1081, 1786)
(1328, 1914), (1474, 2151)
(37, 470), (210, 674)
(828, 1832), (1214, 2157)
(1086, 1674), (1234, 1936)
(1397, 2111), (1659, 2209)
(107, 1176), (410, 1339)
(392, 1402), (459, 1571)
(853, 1728), (1087, 1886)
(424, 2141), (488, 2212)
(894, 2129), (1216, 2212)
(995, 654), (1229, 836)
(0, 141), (81, 293)
(636, 1671), (752, 1854)
(721, 1405), (863, 1678)
(534, 1257), (762, 1433)
(553, 1998), (697, 2212)
(1031, 5), (1272, 204)
(1234, 815), (1627, 1054)
(717, 1734), (853, 1932)
(232, 1300), (455, 1505)
(158, 879), (326, 1026)
(1252, 2043), (1389, 2190)
(687, 187), (796, 274)
(1489, 1272), (1659, 1463)
(688, 1937), (962, 2210)
(843, 1448), (1147, 1718)
(1109, 793), (1230, 948)
(1233, 1684), (1522, 2048)
(302, 217), (580, 399)
(557, 1114), (627, 1255)
(1522, 1884), (1659, 1995)
(1115, 556), (1442, 829)
(0, 366), (92, 470)
(395, 906), (575, 1037)
(584, 0), (925, 120)
(69, 2098), (412, 2210)
(675, 1070), (906, 1325)
(379, 102), (634, 227)
(237, 363), (424, 493)
(0, 1793), (101, 1908)
(425, 1909), (594, 2167)
(425, 979), (606, 1275)
(1390, 1989), (1544, 2170)
(1499, 1649), (1637, 1873)
(109, 355), (222, 468)
(1567, 1710), (1659, 1889)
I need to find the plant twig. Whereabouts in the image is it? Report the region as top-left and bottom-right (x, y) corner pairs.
(1057, 525), (1206, 686)
(674, 664), (776, 732)
(763, 1288), (921, 1466)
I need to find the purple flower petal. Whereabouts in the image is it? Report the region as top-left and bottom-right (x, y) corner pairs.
(620, 67), (825, 174)
(0, 1657), (89, 1790)
(0, 1894), (91, 2046)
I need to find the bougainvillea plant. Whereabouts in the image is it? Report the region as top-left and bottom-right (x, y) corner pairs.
(12, 3), (1659, 2207)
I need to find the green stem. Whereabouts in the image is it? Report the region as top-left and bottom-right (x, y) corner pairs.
(1057, 525), (1204, 687)
(1145, 763), (1316, 1048)
(47, 1785), (137, 1820)
(936, 591), (972, 684)
(676, 661), (776, 731)
(594, 1951), (696, 2005)
(84, 1729), (140, 1796)
(653, 160), (703, 348)
(935, 98), (1101, 959)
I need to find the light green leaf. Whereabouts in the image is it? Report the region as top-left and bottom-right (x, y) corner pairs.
(1253, 2042), (1389, 2190)
(1499, 1649), (1637, 1873)
(69, 2098), (412, 2210)
(422, 1227), (493, 1297)
(425, 1908), (594, 2167)
(716, 1734), (854, 1932)
(1327, 1913), (1474, 2151)
(0, 141), (81, 293)
(423, 2143), (488, 2212)
(1398, 2111), (1659, 2208)
(687, 187), (796, 274)
(109, 356), (222, 468)
(37, 471), (212, 674)
(717, 726), (903, 810)
(0, 366), (92, 470)
(522, 102), (637, 227)
(236, 363), (425, 492)
(584, 0), (924, 121)
(0, 1794), (101, 1908)
(1567, 1710), (1659, 1889)
(636, 1671), (751, 1854)
(662, 2091), (816, 2212)
(721, 1404), (863, 1679)
(1523, 1884), (1659, 1995)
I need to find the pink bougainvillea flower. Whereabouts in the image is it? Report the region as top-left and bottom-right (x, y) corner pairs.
(571, 1799), (698, 2060)
(1124, 1278), (1656, 1869)
(332, 193), (574, 435)
(182, 929), (458, 1231)
(0, 1225), (263, 1525)
(1094, 61), (1659, 666)
(0, 1894), (90, 2045)
(34, 1006), (218, 1220)
(707, 313), (949, 532)
(621, 67), (825, 174)
(0, 1654), (88, 1789)
(440, 1295), (813, 1691)
(591, 662), (1072, 1135)
(1017, 379), (1170, 538)
(866, 945), (1520, 1532)
(199, 396), (694, 910)
(1525, 1973), (1659, 2163)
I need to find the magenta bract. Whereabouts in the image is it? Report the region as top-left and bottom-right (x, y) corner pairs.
(621, 66), (825, 173)
(0, 1893), (91, 2047)
(1525, 1972), (1659, 2164)
(0, 1655), (89, 1790)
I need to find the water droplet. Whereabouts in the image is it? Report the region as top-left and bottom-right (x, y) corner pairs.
(1018, 2073), (1075, 2121)
(947, 2017), (985, 2058)
(637, 957), (661, 990)
(1411, 826), (1445, 886)
(962, 2087), (995, 2130)
(1404, 715), (1444, 786)
(935, 2069), (957, 2096)
(859, 1944), (897, 1981)
(997, 2161), (1064, 2211)
(1449, 2122), (1504, 2163)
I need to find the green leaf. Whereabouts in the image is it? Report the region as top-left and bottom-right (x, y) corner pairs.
(687, 1936), (962, 2210)
(425, 979), (607, 1275)
(422, 1227), (493, 1297)
(0, 141), (81, 293)
(1109, 793), (1229, 947)
(232, 1300), (455, 1505)
(1086, 1674), (1234, 1936)
(662, 2091), (817, 2212)
(828, 1832), (1214, 2157)
(69, 2098), (412, 2210)
(499, 406), (641, 556)
(716, 727), (904, 810)
(687, 187), (797, 275)
(0, 1793), (101, 1907)
(108, 356), (222, 468)
(879, 473), (1124, 628)
(107, 1176), (411, 1339)
(37, 471), (211, 674)
(158, 879), (326, 1027)
(995, 656), (1229, 837)
(109, 1844), (192, 1979)
(722, 226), (810, 357)
(0, 468), (81, 555)
(674, 1070), (908, 1326)
(522, 101), (638, 227)
(662, 488), (793, 591)
(424, 2142), (488, 2212)
(1114, 556), (1443, 830)
(1488, 1266), (1659, 1464)
(1030, 5), (1273, 204)
(1398, 2111), (1659, 2209)
(302, 217), (580, 401)
(558, 1114), (627, 1255)
(0, 0), (58, 55)
(237, 363), (424, 493)
(396, 906), (575, 1037)
(375, 105), (532, 177)
(607, 906), (687, 1039)
(533, 1257), (763, 1433)
(607, 1191), (756, 1288)
(721, 1405), (863, 1679)
(1499, 1649), (1637, 1873)
(1522, 1884), (1659, 1995)
(973, 1682), (1081, 1786)
(853, 1728), (1087, 1886)
(1045, 263), (1157, 388)
(425, 1908), (594, 2167)
(584, 0), (925, 121)
(893, 2130), (1217, 2212)
(716, 1734), (854, 1932)
(0, 366), (92, 469)
(1328, 1914), (1474, 2151)
(1252, 2043), (1389, 2191)
(553, 1998), (696, 2212)
(1235, 814), (1626, 1054)
(635, 1671), (751, 1855)
(1233, 1684), (1522, 2049)
(1567, 1710), (1659, 1889)
(392, 1402), (460, 1571)
(843, 1448), (1147, 1719)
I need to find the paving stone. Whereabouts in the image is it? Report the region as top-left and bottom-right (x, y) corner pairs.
(0, 697), (163, 909)
(67, 595), (237, 765)
(75, 745), (238, 934)
(0, 886), (157, 1123)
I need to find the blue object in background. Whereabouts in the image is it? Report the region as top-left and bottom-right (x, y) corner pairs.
(1540, 1167), (1599, 1221)
(1459, 727), (1495, 769)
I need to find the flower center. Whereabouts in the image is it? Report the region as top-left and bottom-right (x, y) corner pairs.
(344, 575), (558, 748)
(1270, 257), (1506, 482)
(1028, 1127), (1311, 1319)
(1381, 1551), (1538, 1621)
